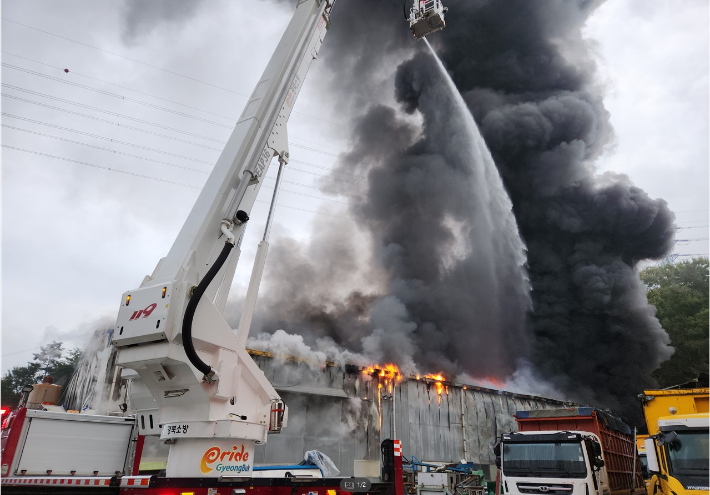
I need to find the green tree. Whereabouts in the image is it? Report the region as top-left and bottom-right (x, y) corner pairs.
(1, 362), (41, 408)
(1, 343), (83, 408)
(640, 257), (709, 387)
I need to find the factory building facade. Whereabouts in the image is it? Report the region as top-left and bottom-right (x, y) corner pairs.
(248, 351), (568, 478)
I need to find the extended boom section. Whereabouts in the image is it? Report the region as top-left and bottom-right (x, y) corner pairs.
(112, 0), (335, 477)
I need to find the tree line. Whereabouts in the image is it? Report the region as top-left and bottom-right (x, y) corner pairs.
(639, 257), (709, 387)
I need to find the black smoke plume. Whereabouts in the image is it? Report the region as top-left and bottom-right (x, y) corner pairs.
(251, 0), (675, 422)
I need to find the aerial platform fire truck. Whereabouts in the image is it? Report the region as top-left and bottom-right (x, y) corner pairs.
(1, 0), (447, 493)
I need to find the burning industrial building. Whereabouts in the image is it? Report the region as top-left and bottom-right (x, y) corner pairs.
(249, 351), (568, 479)
(252, 0), (677, 424)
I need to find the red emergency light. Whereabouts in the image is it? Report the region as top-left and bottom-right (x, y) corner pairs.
(1, 407), (10, 430)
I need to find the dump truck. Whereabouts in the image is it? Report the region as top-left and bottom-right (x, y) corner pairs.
(639, 388), (709, 495)
(494, 408), (644, 495)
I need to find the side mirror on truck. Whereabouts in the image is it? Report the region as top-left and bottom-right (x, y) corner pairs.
(657, 431), (677, 447)
(588, 440), (605, 469)
(493, 439), (502, 468)
(592, 441), (602, 457)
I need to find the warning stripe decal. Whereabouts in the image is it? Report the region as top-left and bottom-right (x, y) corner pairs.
(394, 439), (402, 457)
(120, 476), (152, 487)
(1, 477), (111, 486)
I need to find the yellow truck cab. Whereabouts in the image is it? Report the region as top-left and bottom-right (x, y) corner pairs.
(640, 388), (709, 495)
(636, 434), (650, 492)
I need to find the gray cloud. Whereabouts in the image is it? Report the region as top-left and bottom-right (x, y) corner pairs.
(121, 0), (207, 45)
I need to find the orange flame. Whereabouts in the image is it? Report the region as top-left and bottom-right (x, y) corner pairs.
(423, 373), (446, 403)
(363, 363), (404, 400)
(363, 364), (403, 382)
(476, 375), (506, 389)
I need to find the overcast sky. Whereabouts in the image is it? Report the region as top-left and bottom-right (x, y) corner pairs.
(1, 0), (708, 374)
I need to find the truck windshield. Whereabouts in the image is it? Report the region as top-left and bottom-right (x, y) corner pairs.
(666, 429), (709, 490)
(503, 442), (587, 478)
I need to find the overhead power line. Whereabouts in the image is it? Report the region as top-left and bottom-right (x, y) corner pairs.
(4, 50), (348, 152)
(3, 124), (209, 174)
(6, 59), (347, 155)
(2, 50), (238, 121)
(3, 127), (353, 204)
(677, 220), (710, 225)
(2, 18), (248, 97)
(292, 143), (337, 157)
(275, 176), (364, 199)
(2, 346), (44, 357)
(5, 124), (364, 190)
(260, 185), (352, 206)
(256, 199), (353, 221)
(3, 84), (226, 143)
(262, 174), (362, 200)
(674, 209), (709, 214)
(2, 63), (233, 128)
(284, 165), (363, 184)
(2, 77), (342, 157)
(3, 145), (356, 220)
(1, 19), (344, 129)
(2, 94), (223, 151)
(2, 114), (213, 165)
(3, 145), (201, 189)
(3, 113), (360, 189)
(290, 158), (365, 179)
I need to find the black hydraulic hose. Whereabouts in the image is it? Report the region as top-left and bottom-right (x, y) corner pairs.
(182, 240), (234, 378)
(403, 0), (408, 20)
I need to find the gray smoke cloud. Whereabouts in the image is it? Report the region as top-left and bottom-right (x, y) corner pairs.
(121, 0), (207, 44)
(249, 0), (676, 423)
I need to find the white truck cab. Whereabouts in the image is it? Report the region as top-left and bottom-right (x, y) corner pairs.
(495, 431), (610, 495)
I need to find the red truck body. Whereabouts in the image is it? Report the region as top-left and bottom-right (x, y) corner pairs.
(515, 408), (644, 495)
(2, 407), (404, 495)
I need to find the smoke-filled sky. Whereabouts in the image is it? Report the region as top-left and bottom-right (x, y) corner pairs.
(2, 0), (708, 419)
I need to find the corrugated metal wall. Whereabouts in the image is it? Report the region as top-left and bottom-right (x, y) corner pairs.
(250, 354), (565, 476)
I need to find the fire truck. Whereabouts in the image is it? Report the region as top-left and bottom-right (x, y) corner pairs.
(1, 0), (447, 493)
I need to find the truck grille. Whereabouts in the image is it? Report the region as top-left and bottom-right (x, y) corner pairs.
(516, 483), (574, 494)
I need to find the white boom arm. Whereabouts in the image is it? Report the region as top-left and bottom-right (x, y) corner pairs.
(112, 0), (335, 477)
